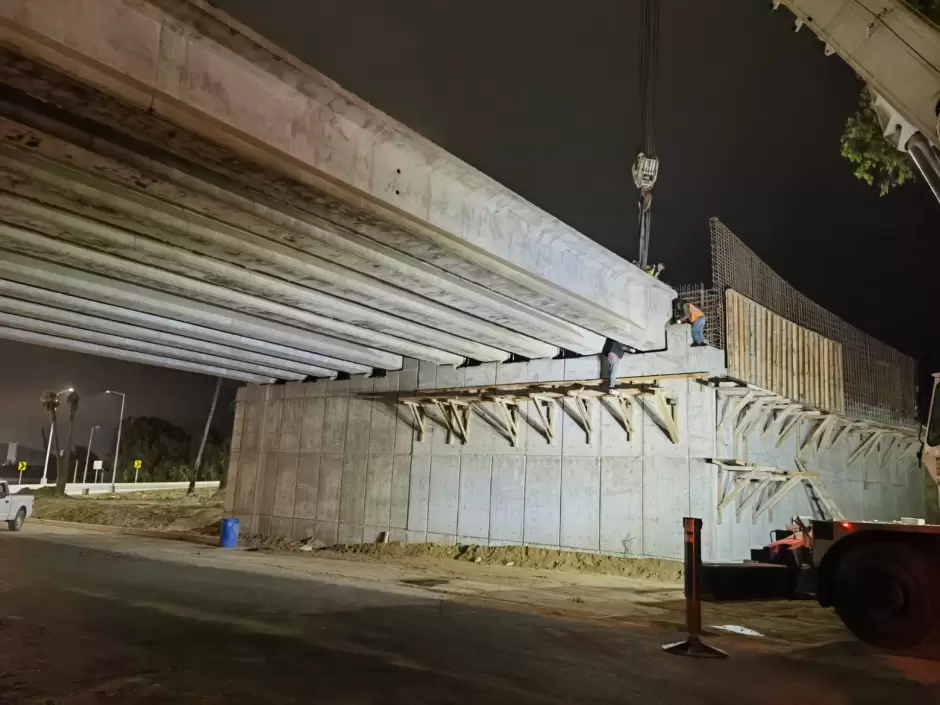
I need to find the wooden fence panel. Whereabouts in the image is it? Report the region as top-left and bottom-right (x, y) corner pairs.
(725, 289), (845, 412)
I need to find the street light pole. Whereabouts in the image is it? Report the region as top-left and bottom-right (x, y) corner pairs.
(40, 387), (74, 487)
(106, 390), (126, 491)
(82, 425), (100, 484)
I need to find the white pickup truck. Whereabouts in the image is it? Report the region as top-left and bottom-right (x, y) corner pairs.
(0, 481), (32, 531)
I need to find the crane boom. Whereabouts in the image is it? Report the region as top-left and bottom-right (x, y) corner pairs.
(775, 0), (940, 201)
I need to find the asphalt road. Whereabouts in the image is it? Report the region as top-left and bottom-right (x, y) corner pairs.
(1, 526), (938, 704)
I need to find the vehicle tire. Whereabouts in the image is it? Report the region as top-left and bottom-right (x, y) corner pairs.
(7, 508), (25, 532)
(831, 541), (940, 651)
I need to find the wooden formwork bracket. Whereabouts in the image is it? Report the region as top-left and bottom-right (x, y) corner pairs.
(763, 403), (801, 442)
(563, 392), (594, 444)
(647, 388), (679, 444)
(434, 399), (473, 445)
(403, 401), (426, 442)
(530, 394), (558, 444)
(710, 458), (819, 525)
(795, 460), (844, 520)
(847, 430), (886, 466)
(491, 396), (521, 447)
(605, 391), (635, 440)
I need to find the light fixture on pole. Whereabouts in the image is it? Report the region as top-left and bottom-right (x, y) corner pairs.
(40, 387), (74, 487)
(81, 425), (101, 485)
(105, 390), (126, 491)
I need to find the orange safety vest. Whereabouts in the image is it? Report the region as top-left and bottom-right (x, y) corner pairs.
(688, 304), (704, 323)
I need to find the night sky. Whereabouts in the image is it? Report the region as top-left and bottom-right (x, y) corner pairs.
(1, 0), (937, 447)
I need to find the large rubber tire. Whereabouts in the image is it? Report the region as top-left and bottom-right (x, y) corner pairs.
(831, 541), (940, 651)
(7, 508), (25, 532)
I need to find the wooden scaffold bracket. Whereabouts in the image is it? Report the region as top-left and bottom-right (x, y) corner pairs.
(434, 399), (473, 445)
(531, 394), (558, 444)
(563, 391), (594, 444)
(605, 390), (635, 440)
(709, 459), (820, 525)
(491, 396), (521, 447)
(403, 401), (426, 442)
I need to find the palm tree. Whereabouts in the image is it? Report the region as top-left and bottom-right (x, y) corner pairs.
(56, 390), (80, 496)
(40, 391), (61, 490)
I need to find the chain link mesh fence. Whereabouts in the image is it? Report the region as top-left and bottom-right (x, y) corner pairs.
(676, 219), (919, 429)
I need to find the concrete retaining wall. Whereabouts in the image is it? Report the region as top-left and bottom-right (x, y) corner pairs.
(224, 327), (927, 561)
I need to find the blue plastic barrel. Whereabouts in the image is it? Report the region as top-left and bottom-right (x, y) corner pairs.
(220, 517), (240, 548)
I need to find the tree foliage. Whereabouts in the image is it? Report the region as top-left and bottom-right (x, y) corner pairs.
(840, 89), (917, 196)
(113, 416), (230, 483)
(116, 416), (192, 482)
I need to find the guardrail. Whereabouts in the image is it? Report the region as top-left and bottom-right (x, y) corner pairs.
(13, 481), (220, 495)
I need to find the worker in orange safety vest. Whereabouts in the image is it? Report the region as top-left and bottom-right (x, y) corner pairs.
(676, 301), (707, 347)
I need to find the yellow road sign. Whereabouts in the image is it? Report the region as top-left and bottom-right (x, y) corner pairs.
(17, 461), (26, 472)
(134, 459), (142, 469)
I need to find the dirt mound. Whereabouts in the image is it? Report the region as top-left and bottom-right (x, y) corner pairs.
(325, 542), (682, 581)
(33, 497), (223, 533)
(16, 486), (64, 498)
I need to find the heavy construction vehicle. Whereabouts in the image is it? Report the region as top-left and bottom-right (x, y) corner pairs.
(695, 375), (940, 654)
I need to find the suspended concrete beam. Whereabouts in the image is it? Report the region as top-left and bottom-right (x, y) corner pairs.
(0, 296), (335, 379)
(0, 113), (606, 355)
(0, 144), (559, 359)
(0, 197), (486, 363)
(0, 0), (675, 350)
(0, 253), (395, 372)
(0, 325), (274, 383)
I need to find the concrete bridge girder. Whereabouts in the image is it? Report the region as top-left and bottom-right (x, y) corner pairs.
(0, 218), (467, 366)
(0, 115), (603, 355)
(0, 324), (275, 384)
(0, 194), (495, 364)
(0, 296), (335, 379)
(0, 309), (307, 380)
(0, 0), (675, 351)
(0, 144), (564, 360)
(0, 253), (398, 371)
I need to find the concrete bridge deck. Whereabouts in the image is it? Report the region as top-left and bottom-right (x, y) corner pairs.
(0, 0), (673, 382)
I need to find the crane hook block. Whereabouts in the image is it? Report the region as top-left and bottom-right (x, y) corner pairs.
(632, 153), (660, 191)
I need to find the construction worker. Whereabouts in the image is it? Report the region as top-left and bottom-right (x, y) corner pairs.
(602, 338), (627, 390)
(676, 300), (707, 347)
(645, 262), (665, 279)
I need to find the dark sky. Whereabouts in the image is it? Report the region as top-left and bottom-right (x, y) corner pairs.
(0, 340), (237, 456)
(2, 0), (938, 446)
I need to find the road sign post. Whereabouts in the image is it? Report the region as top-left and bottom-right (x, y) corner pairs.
(134, 459), (142, 483)
(16, 461), (26, 487)
(93, 459), (103, 483)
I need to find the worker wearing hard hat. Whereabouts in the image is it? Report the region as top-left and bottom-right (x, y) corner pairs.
(676, 300), (707, 347)
(645, 262), (665, 279)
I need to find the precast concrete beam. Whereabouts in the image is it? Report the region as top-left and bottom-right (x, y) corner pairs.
(0, 253), (395, 371)
(0, 114), (604, 354)
(0, 1), (675, 350)
(0, 145), (559, 359)
(0, 325), (275, 383)
(0, 310), (303, 380)
(0, 194), (491, 363)
(0, 219), (466, 366)
(0, 296), (334, 379)
(0, 278), (353, 375)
